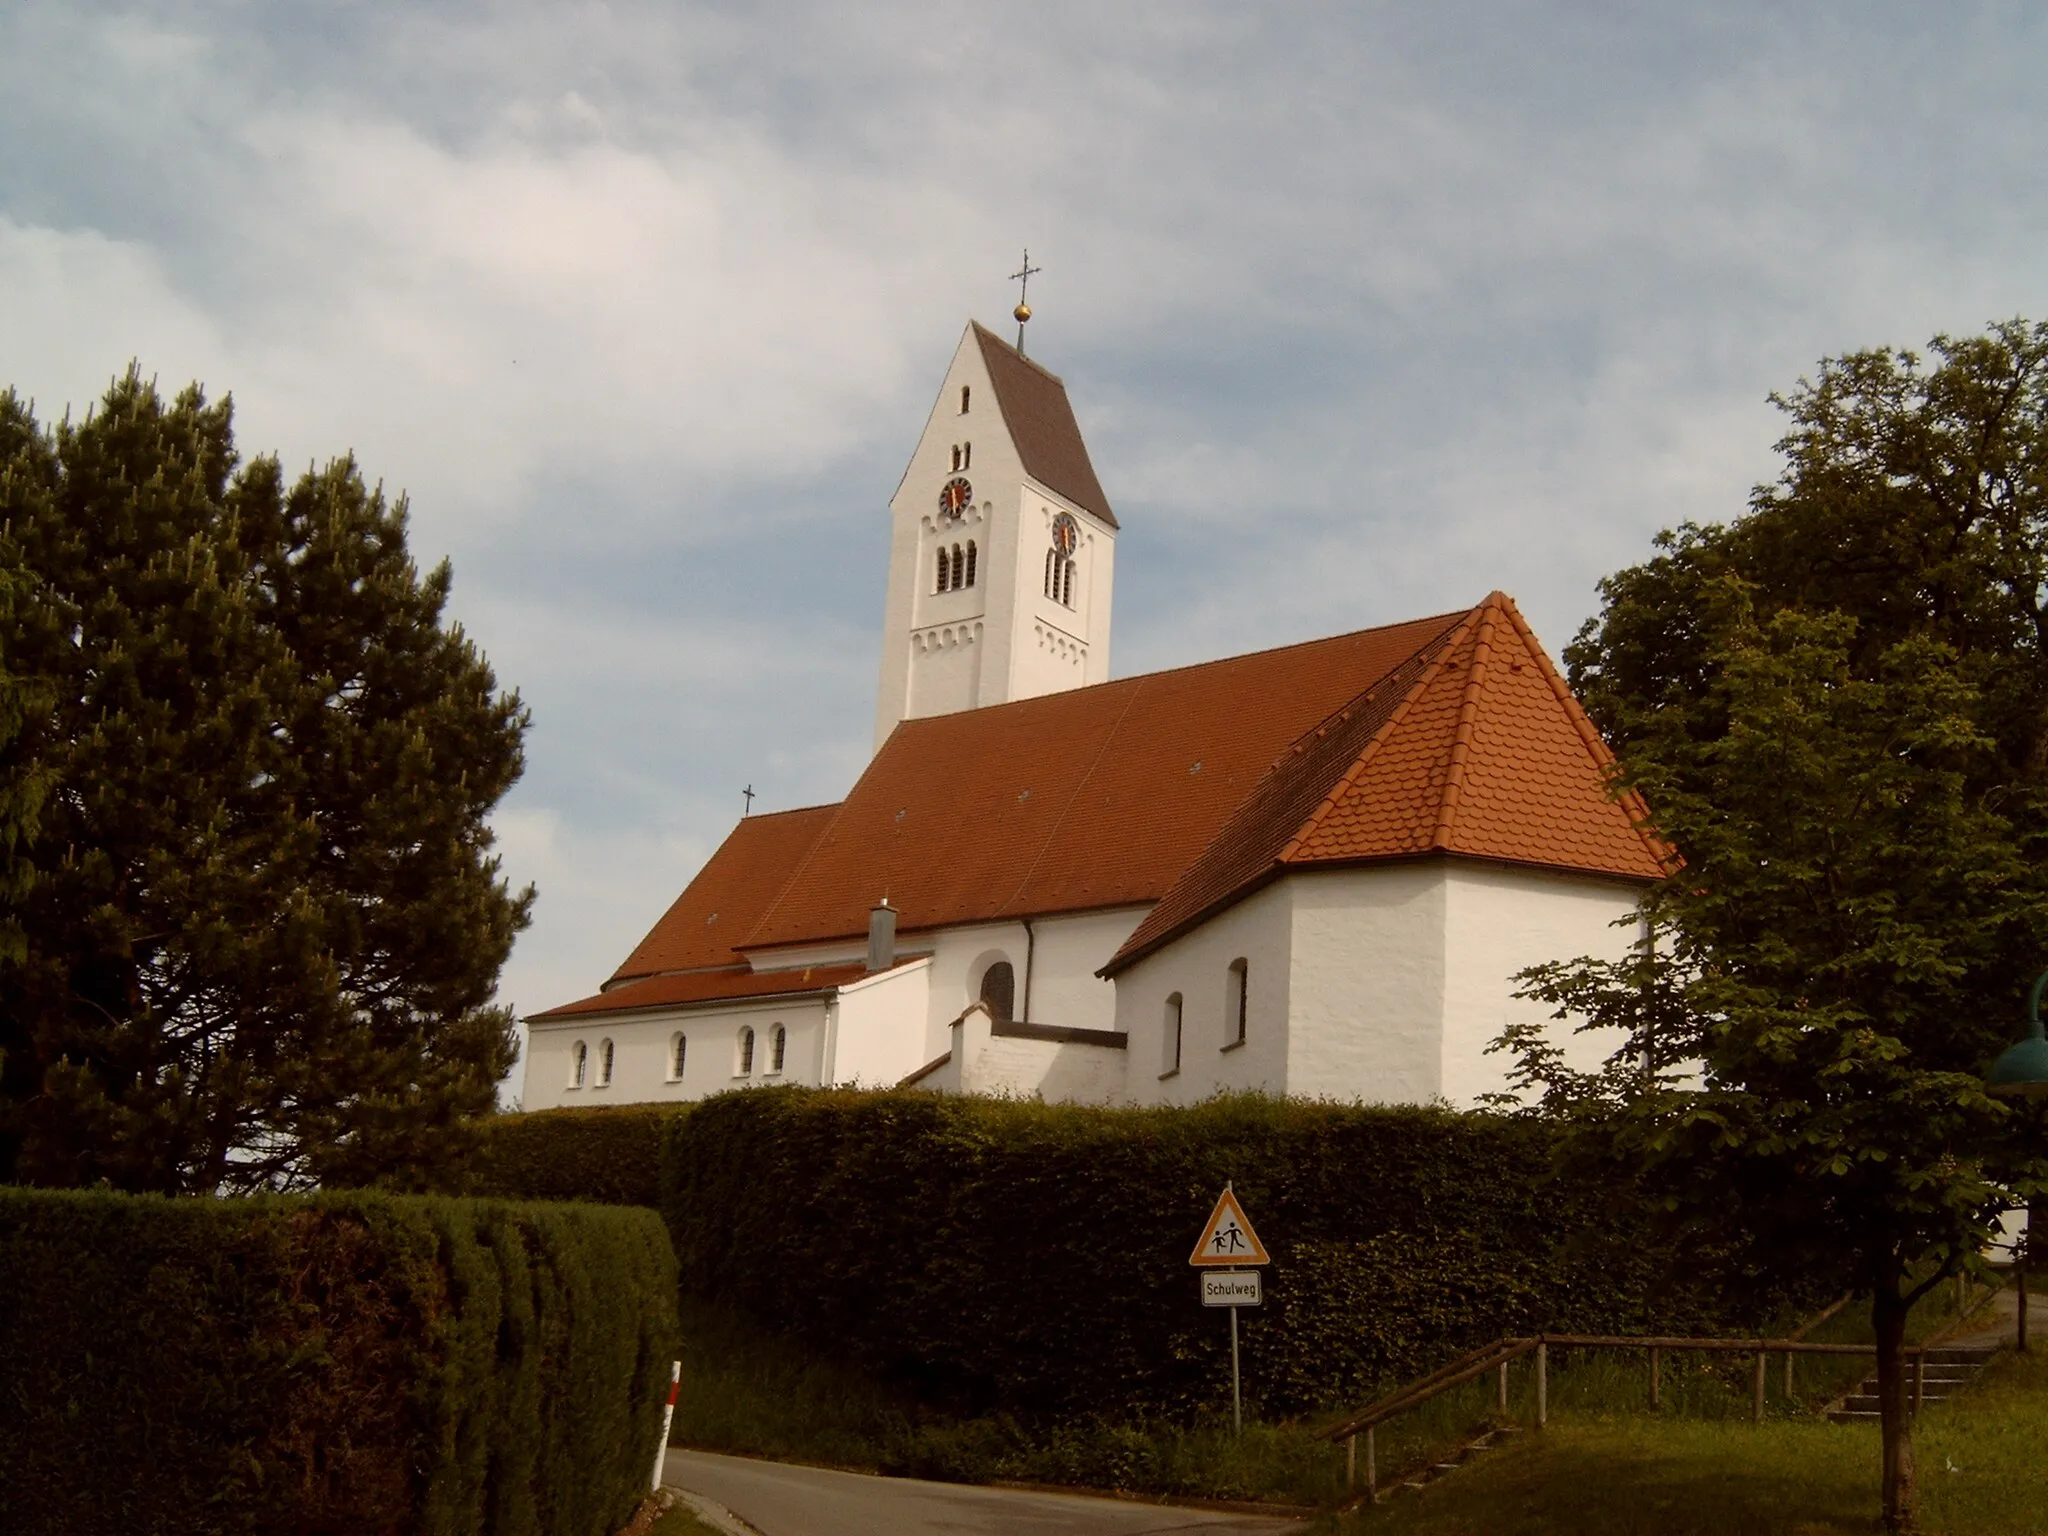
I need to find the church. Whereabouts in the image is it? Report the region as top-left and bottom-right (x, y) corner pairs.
(521, 319), (1666, 1112)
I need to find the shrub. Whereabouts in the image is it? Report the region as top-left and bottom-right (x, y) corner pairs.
(661, 1089), (1820, 1424)
(469, 1103), (684, 1205)
(0, 1187), (678, 1536)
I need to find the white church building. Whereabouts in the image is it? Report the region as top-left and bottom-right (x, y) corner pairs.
(522, 321), (1667, 1112)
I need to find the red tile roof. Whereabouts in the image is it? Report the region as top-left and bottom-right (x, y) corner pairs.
(559, 596), (1664, 1016)
(532, 960), (875, 1021)
(739, 611), (1470, 951)
(1105, 594), (1668, 973)
(973, 323), (1117, 528)
(609, 804), (840, 984)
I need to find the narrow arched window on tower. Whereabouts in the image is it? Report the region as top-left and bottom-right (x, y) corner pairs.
(936, 545), (951, 593)
(1044, 548), (1057, 599)
(964, 541), (977, 588)
(950, 444), (962, 471)
(960, 385), (971, 414)
(962, 441), (971, 469)
(951, 544), (966, 590)
(980, 961), (1016, 1024)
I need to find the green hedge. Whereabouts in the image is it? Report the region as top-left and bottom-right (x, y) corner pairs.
(469, 1103), (685, 1206)
(662, 1089), (1815, 1423)
(0, 1188), (678, 1536)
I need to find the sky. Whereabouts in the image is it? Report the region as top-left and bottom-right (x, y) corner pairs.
(4, 3), (2046, 1099)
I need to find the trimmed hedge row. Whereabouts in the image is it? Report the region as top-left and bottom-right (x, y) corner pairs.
(0, 1188), (678, 1536)
(662, 1089), (1817, 1423)
(470, 1103), (683, 1206)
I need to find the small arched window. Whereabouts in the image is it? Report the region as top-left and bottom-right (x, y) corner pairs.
(950, 443), (963, 471)
(951, 544), (966, 590)
(964, 541), (977, 588)
(962, 441), (971, 469)
(570, 1040), (588, 1088)
(1224, 959), (1249, 1047)
(1044, 548), (1057, 599)
(596, 1038), (614, 1087)
(771, 1024), (787, 1074)
(1062, 558), (1076, 607)
(668, 1033), (687, 1082)
(738, 1025), (756, 1076)
(1162, 993), (1183, 1077)
(980, 960), (1016, 1024)
(960, 385), (971, 414)
(936, 546), (951, 593)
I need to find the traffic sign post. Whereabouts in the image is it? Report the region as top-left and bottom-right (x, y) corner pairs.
(1190, 1184), (1269, 1433)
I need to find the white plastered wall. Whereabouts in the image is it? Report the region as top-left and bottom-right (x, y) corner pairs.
(877, 330), (1014, 742)
(1018, 906), (1146, 1028)
(713, 907), (1140, 1085)
(822, 959), (933, 1087)
(523, 994), (831, 1110)
(1283, 863), (1450, 1103)
(1110, 859), (1645, 1111)
(1114, 880), (1295, 1105)
(1438, 861), (1644, 1107)
(788, 908), (1144, 1072)
(1008, 491), (1114, 700)
(920, 1004), (1131, 1103)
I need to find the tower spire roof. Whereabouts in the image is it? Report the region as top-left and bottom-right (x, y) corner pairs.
(969, 322), (1116, 527)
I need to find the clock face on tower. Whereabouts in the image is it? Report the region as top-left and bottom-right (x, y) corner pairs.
(938, 477), (973, 520)
(1050, 512), (1079, 558)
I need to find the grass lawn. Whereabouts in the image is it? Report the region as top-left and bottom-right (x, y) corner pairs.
(668, 1283), (2013, 1517)
(1334, 1347), (2048, 1536)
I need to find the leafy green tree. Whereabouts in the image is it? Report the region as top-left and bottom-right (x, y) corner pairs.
(1574, 319), (2048, 782)
(0, 368), (530, 1194)
(1509, 323), (2048, 1532)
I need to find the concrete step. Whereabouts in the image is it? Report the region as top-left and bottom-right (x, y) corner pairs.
(1829, 1349), (2000, 1421)
(1376, 1424), (1519, 1502)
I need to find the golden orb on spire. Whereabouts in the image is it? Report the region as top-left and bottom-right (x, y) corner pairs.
(1014, 301), (1032, 324)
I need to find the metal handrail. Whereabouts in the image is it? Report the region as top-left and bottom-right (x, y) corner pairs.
(1321, 1281), (1998, 1506)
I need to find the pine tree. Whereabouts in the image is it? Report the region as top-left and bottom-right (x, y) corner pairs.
(0, 368), (530, 1193)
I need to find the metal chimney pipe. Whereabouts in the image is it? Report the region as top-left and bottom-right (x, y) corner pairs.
(866, 900), (897, 973)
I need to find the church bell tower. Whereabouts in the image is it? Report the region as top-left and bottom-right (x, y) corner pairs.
(872, 320), (1118, 750)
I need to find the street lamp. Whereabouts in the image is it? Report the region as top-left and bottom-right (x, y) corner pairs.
(1989, 971), (2048, 1098)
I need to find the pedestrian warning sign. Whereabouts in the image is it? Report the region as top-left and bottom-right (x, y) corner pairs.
(1189, 1185), (1270, 1267)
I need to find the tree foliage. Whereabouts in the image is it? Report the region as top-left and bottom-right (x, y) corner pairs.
(1510, 322), (2048, 1530)
(0, 368), (530, 1193)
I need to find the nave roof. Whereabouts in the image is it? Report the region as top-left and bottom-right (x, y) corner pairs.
(583, 592), (1663, 1013)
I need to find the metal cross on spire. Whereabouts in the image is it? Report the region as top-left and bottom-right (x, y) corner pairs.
(1009, 248), (1041, 354)
(742, 784), (755, 816)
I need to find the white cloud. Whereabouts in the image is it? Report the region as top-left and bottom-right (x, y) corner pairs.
(4, 0), (2048, 1046)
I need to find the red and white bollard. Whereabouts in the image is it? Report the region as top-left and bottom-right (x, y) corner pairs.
(652, 1361), (680, 1491)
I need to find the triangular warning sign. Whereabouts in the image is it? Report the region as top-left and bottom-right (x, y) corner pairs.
(1189, 1185), (1270, 1267)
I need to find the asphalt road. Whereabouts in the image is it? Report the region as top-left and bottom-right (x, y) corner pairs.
(662, 1449), (1308, 1536)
